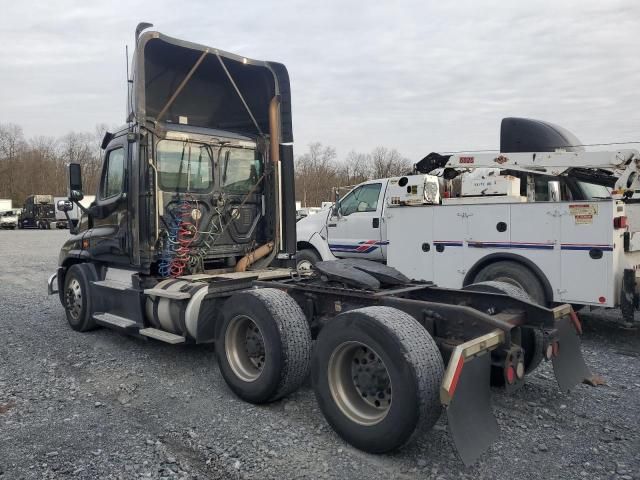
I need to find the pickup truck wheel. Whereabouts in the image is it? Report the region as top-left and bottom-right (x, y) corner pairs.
(473, 261), (546, 305)
(216, 288), (312, 404)
(464, 280), (544, 376)
(312, 306), (443, 453)
(296, 249), (320, 272)
(63, 264), (98, 332)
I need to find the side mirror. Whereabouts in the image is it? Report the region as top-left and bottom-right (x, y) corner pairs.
(332, 203), (340, 217)
(57, 200), (73, 212)
(69, 163), (84, 201)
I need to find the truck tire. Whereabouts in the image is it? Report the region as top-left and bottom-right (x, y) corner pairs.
(473, 260), (547, 305)
(216, 288), (312, 404)
(311, 306), (443, 453)
(296, 249), (320, 272)
(63, 263), (99, 332)
(464, 280), (544, 375)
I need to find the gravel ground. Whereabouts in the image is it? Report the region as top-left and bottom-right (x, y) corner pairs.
(0, 230), (638, 480)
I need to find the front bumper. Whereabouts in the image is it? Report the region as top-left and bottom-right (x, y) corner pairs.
(47, 272), (58, 295)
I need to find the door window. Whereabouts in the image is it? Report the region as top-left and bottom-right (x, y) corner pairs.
(100, 148), (125, 199)
(339, 183), (382, 216)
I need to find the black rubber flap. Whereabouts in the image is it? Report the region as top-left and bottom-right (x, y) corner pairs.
(447, 352), (498, 466)
(314, 261), (380, 290)
(341, 258), (410, 286)
(552, 316), (590, 392)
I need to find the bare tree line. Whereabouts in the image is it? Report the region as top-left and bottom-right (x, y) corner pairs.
(0, 123), (107, 206)
(0, 122), (411, 209)
(295, 143), (413, 207)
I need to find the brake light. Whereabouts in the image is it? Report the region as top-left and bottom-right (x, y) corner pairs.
(614, 216), (628, 229)
(506, 365), (515, 384)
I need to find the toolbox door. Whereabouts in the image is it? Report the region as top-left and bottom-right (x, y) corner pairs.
(432, 205), (467, 288)
(559, 201), (613, 305)
(465, 204), (511, 270)
(385, 205), (434, 281)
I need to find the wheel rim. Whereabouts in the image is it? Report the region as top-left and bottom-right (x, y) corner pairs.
(225, 315), (266, 382)
(494, 276), (526, 293)
(327, 341), (392, 426)
(65, 278), (83, 320)
(297, 259), (313, 272)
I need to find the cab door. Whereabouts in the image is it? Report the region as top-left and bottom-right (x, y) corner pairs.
(84, 138), (131, 266)
(327, 181), (386, 260)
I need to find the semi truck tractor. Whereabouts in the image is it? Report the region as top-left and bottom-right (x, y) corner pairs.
(19, 194), (55, 229)
(48, 24), (590, 465)
(296, 119), (640, 325)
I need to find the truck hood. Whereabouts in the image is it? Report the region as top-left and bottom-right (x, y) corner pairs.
(132, 31), (293, 142)
(296, 209), (332, 242)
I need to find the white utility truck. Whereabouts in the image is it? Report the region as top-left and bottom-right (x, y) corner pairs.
(296, 118), (640, 325)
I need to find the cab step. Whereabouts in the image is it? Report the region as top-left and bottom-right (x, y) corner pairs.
(93, 312), (139, 331)
(92, 280), (131, 291)
(139, 328), (186, 344)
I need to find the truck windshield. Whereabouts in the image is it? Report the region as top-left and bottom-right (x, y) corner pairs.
(221, 148), (262, 193)
(157, 140), (214, 192)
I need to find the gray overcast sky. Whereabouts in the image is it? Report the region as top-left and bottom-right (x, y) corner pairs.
(1, 0), (639, 160)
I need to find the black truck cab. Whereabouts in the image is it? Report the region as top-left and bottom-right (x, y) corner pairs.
(55, 28), (296, 277)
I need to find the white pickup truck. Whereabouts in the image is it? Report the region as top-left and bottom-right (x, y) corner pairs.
(296, 121), (640, 324)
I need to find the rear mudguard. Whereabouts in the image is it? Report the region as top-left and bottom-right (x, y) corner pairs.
(440, 330), (503, 466)
(440, 307), (589, 465)
(550, 311), (590, 392)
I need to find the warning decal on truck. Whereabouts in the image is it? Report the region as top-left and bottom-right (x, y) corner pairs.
(569, 204), (598, 216)
(574, 214), (593, 224)
(568, 204), (597, 224)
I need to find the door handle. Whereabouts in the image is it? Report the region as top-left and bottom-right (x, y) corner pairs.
(372, 218), (380, 228)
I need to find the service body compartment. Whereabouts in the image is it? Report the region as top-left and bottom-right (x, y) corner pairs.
(386, 199), (640, 308)
(386, 205), (434, 282)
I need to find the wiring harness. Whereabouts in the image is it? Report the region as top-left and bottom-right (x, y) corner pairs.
(158, 196), (200, 278)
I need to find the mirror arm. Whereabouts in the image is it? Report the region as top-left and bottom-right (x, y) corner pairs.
(70, 199), (90, 216)
(63, 210), (79, 235)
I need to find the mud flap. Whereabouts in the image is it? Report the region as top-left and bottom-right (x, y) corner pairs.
(440, 330), (503, 466)
(551, 315), (590, 392)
